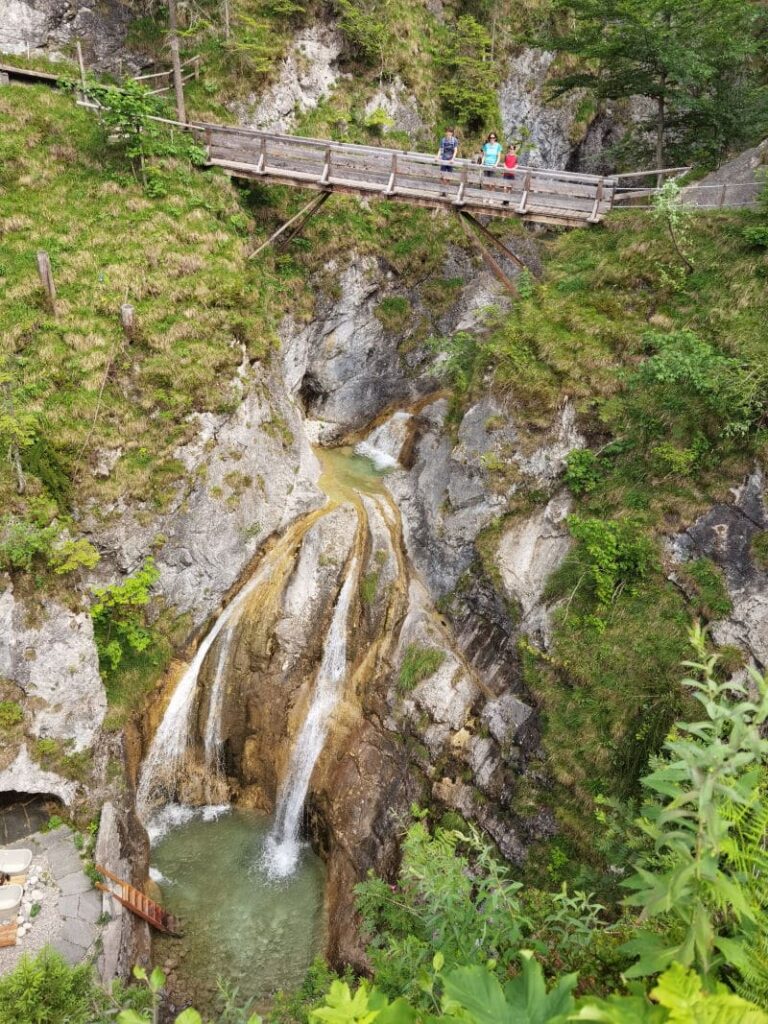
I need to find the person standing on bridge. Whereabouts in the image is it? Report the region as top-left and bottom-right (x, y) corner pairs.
(437, 127), (460, 180)
(481, 133), (503, 186)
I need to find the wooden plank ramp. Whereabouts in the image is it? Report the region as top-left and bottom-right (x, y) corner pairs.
(96, 863), (183, 937)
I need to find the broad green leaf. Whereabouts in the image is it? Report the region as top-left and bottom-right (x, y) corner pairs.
(117, 1013), (150, 1024)
(175, 1011), (203, 1024)
(149, 966), (166, 993)
(442, 964), (513, 1024)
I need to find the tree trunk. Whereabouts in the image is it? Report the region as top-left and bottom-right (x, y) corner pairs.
(167, 0), (187, 124)
(656, 92), (665, 186)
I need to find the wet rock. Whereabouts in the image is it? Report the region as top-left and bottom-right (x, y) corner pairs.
(89, 380), (322, 634)
(0, 592), (105, 750)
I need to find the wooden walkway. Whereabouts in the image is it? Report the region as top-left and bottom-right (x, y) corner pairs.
(96, 863), (183, 936)
(5, 59), (746, 225)
(192, 121), (616, 227)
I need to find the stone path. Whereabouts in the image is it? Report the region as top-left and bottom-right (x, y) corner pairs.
(0, 825), (104, 973)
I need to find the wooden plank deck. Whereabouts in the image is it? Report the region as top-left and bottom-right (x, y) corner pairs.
(195, 121), (617, 226)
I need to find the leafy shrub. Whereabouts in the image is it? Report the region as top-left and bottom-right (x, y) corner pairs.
(0, 950), (95, 1024)
(0, 700), (23, 730)
(355, 821), (529, 1001)
(397, 645), (445, 693)
(0, 498), (99, 576)
(564, 449), (600, 495)
(743, 225), (768, 248)
(91, 559), (160, 676)
(633, 329), (767, 441)
(567, 515), (656, 606)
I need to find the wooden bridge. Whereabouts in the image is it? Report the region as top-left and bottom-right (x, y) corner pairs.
(3, 59), (758, 230)
(192, 121), (616, 228)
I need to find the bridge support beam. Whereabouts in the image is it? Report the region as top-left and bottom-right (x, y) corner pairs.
(456, 211), (527, 297)
(248, 192), (331, 259)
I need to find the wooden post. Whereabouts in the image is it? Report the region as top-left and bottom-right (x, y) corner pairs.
(256, 136), (267, 174)
(167, 0), (187, 124)
(518, 170), (532, 214)
(587, 177), (604, 223)
(453, 163), (468, 206)
(384, 152), (397, 195)
(120, 303), (135, 341)
(76, 41), (87, 93)
(0, 72), (10, 87)
(222, 0), (231, 40)
(320, 145), (331, 184)
(36, 251), (57, 315)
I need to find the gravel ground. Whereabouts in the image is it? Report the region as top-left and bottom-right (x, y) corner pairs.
(0, 853), (62, 973)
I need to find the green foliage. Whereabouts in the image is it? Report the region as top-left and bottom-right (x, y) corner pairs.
(567, 515), (656, 606)
(356, 821), (529, 1001)
(360, 571), (380, 606)
(428, 331), (487, 401)
(564, 449), (601, 496)
(334, 0), (388, 68)
(742, 225), (768, 249)
(436, 16), (501, 132)
(375, 297), (411, 332)
(545, 0), (768, 167)
(91, 559), (160, 677)
(0, 700), (23, 730)
(632, 330), (767, 443)
(0, 951), (96, 1024)
(397, 645), (445, 694)
(751, 531), (768, 571)
(679, 559), (732, 620)
(652, 181), (695, 288)
(621, 625), (768, 981)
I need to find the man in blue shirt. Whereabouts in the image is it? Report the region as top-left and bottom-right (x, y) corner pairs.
(437, 127), (460, 174)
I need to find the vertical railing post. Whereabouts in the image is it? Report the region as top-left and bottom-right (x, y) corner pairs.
(320, 145), (332, 184)
(256, 136), (267, 174)
(453, 162), (468, 206)
(518, 170), (532, 214)
(588, 176), (604, 222)
(384, 152), (398, 195)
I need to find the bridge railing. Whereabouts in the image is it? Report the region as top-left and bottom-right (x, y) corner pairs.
(170, 119), (617, 222)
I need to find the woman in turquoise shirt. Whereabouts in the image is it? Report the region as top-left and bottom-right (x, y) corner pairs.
(481, 132), (502, 187)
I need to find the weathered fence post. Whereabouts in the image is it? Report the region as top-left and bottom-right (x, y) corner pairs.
(76, 41), (87, 93)
(0, 72), (10, 88)
(36, 251), (58, 315)
(120, 303), (135, 341)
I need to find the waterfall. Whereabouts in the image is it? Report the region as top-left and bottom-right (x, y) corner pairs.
(263, 557), (359, 879)
(137, 555), (275, 822)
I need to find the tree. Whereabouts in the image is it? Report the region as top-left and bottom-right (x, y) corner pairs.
(545, 0), (766, 169)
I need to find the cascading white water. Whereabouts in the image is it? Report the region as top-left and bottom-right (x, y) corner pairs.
(354, 411), (412, 471)
(137, 557), (273, 823)
(263, 558), (359, 879)
(202, 621), (235, 774)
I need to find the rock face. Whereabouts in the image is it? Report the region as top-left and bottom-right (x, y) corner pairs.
(497, 491), (572, 642)
(232, 25), (344, 133)
(96, 801), (151, 982)
(388, 397), (582, 597)
(0, 0), (148, 73)
(682, 139), (768, 208)
(0, 746), (77, 804)
(0, 589), (105, 750)
(500, 49), (589, 169)
(89, 372), (322, 633)
(363, 78), (428, 142)
(669, 468), (768, 666)
(282, 256), (431, 441)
